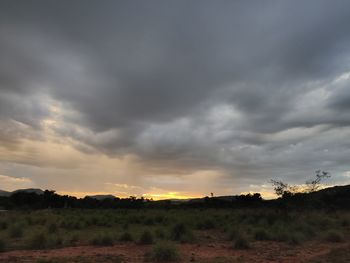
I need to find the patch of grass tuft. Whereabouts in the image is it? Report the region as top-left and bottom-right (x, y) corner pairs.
(119, 231), (133, 242)
(8, 224), (23, 238)
(324, 230), (345, 243)
(28, 232), (47, 249)
(151, 242), (180, 262)
(139, 230), (154, 244)
(0, 239), (5, 252)
(234, 234), (250, 249)
(91, 233), (114, 246)
(254, 228), (271, 241)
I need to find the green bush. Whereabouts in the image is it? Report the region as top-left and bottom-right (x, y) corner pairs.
(0, 221), (8, 230)
(254, 228), (271, 241)
(47, 223), (58, 234)
(8, 224), (23, 238)
(139, 230), (154, 244)
(91, 233), (114, 246)
(228, 228), (239, 241)
(28, 232), (47, 249)
(151, 243), (180, 262)
(197, 219), (216, 230)
(288, 233), (304, 246)
(324, 230), (345, 243)
(119, 232), (133, 242)
(155, 228), (166, 239)
(47, 235), (63, 248)
(170, 223), (194, 242)
(234, 235), (250, 249)
(0, 239), (5, 252)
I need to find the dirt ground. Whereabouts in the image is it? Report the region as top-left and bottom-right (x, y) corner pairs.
(0, 241), (349, 263)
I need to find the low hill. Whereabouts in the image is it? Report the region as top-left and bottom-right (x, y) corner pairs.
(0, 188), (44, 196)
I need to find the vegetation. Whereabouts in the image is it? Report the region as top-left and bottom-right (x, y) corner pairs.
(0, 207), (347, 253)
(151, 242), (180, 262)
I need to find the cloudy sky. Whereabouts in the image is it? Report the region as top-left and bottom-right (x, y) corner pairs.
(0, 1), (350, 199)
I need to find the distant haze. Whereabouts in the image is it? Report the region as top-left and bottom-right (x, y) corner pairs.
(0, 1), (350, 199)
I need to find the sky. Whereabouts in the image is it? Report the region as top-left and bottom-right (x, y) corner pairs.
(0, 1), (350, 199)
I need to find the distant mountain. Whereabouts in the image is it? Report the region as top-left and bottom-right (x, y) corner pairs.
(0, 188), (44, 196)
(87, 194), (117, 200)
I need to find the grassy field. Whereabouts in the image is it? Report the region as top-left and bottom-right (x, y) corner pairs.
(0, 208), (349, 262)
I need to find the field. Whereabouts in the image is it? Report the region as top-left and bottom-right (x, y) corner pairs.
(0, 209), (349, 262)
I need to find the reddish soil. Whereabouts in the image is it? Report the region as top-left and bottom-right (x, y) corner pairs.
(0, 241), (348, 263)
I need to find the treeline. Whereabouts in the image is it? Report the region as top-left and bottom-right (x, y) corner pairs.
(0, 185), (349, 210)
(0, 191), (147, 209)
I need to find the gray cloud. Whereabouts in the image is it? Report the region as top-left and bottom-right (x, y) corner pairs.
(1, 0), (350, 192)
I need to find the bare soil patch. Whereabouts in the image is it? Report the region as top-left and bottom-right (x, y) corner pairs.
(0, 241), (348, 263)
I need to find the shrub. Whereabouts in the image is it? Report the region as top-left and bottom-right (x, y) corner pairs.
(325, 230), (345, 243)
(119, 232), (133, 242)
(47, 235), (63, 248)
(171, 223), (186, 241)
(91, 233), (114, 246)
(8, 225), (23, 238)
(234, 235), (250, 249)
(0, 221), (8, 230)
(254, 228), (271, 241)
(170, 223), (194, 242)
(197, 219), (216, 230)
(47, 223), (58, 234)
(151, 243), (180, 262)
(155, 228), (166, 239)
(228, 228), (239, 241)
(0, 239), (5, 252)
(139, 230), (154, 244)
(28, 232), (47, 249)
(287, 232), (305, 246)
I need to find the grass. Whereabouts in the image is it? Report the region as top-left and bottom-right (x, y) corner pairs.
(8, 224), (23, 238)
(234, 234), (250, 249)
(254, 228), (271, 241)
(138, 230), (154, 244)
(0, 208), (348, 253)
(119, 231), (133, 242)
(324, 230), (345, 243)
(91, 233), (114, 246)
(151, 242), (180, 262)
(0, 238), (5, 252)
(28, 232), (47, 249)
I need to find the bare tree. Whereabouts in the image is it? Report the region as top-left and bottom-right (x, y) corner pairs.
(305, 170), (331, 193)
(270, 179), (288, 197)
(271, 170), (331, 197)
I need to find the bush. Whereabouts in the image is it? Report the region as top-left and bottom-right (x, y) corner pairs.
(91, 233), (114, 246)
(155, 228), (166, 239)
(287, 233), (304, 246)
(8, 225), (23, 238)
(119, 232), (133, 242)
(325, 230), (345, 243)
(47, 235), (63, 248)
(171, 223), (186, 241)
(0, 221), (8, 230)
(139, 230), (154, 244)
(151, 243), (180, 262)
(0, 239), (5, 252)
(228, 228), (239, 241)
(170, 223), (194, 243)
(47, 223), (58, 234)
(254, 228), (271, 241)
(197, 219), (216, 230)
(234, 235), (250, 249)
(28, 232), (47, 249)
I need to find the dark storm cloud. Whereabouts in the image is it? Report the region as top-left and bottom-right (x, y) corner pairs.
(1, 0), (350, 186)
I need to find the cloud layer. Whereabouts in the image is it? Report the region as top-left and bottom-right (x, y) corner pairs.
(1, 1), (350, 197)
